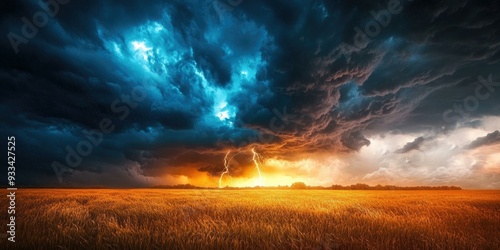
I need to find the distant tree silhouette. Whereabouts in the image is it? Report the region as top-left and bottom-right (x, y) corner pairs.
(291, 182), (307, 189)
(149, 183), (462, 190)
(350, 183), (370, 190)
(328, 184), (461, 190)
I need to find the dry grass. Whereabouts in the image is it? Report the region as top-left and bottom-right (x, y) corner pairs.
(2, 189), (499, 249)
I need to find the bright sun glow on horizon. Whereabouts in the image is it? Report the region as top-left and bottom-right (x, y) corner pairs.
(155, 117), (500, 189)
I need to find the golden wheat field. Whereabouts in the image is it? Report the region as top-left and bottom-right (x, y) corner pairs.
(2, 189), (499, 249)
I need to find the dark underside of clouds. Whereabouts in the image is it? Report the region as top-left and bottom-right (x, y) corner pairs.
(0, 0), (499, 187)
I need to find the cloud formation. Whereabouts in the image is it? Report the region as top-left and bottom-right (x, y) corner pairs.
(0, 0), (499, 188)
(395, 137), (425, 154)
(467, 130), (500, 150)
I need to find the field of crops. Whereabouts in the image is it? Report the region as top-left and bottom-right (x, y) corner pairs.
(2, 189), (499, 249)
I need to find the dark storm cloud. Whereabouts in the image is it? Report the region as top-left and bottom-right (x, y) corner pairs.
(341, 131), (371, 151)
(1, 0), (500, 186)
(467, 130), (500, 150)
(192, 45), (232, 86)
(234, 0), (500, 152)
(395, 137), (425, 154)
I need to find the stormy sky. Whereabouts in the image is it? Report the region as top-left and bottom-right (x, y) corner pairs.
(1, 0), (499, 188)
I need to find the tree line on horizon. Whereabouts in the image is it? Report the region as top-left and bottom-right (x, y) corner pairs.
(152, 182), (462, 190)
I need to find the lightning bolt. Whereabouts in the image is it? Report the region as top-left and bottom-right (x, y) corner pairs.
(219, 149), (264, 187)
(218, 151), (241, 188)
(218, 151), (231, 188)
(251, 147), (264, 186)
